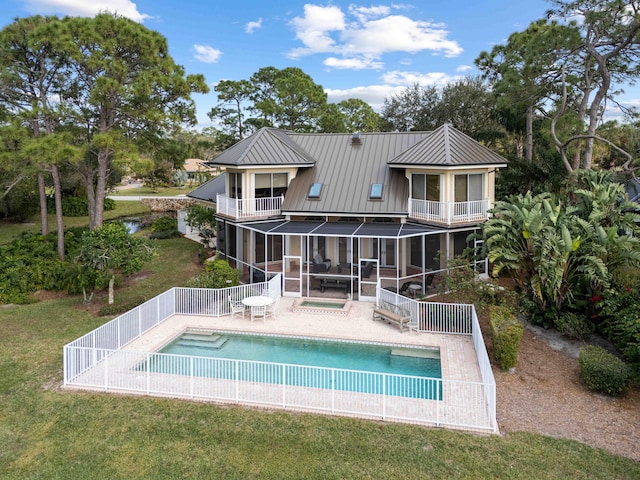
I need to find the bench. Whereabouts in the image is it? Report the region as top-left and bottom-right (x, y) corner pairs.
(373, 301), (413, 332)
(319, 277), (349, 293)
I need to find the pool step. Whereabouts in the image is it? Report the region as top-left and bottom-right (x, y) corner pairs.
(177, 335), (228, 349)
(390, 347), (440, 359)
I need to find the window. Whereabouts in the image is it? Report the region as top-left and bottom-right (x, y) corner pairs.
(411, 174), (440, 201)
(454, 173), (483, 202)
(228, 172), (243, 199)
(369, 183), (383, 199)
(255, 173), (288, 198)
(308, 183), (322, 199)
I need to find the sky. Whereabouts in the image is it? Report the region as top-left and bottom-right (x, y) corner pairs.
(1, 0), (638, 130)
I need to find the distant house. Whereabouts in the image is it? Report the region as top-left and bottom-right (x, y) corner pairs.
(183, 158), (219, 182)
(188, 124), (507, 301)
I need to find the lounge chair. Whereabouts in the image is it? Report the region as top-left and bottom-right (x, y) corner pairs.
(312, 254), (331, 273)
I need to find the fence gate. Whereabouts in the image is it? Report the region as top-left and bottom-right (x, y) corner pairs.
(358, 258), (378, 302)
(282, 255), (302, 297)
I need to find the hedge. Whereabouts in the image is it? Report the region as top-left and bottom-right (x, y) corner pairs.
(489, 305), (523, 371)
(579, 345), (631, 396)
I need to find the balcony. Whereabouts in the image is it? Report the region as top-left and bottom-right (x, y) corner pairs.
(408, 198), (490, 225)
(216, 194), (283, 220)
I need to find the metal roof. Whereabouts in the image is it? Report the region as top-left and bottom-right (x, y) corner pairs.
(187, 173), (225, 202)
(208, 128), (316, 167)
(389, 123), (507, 167)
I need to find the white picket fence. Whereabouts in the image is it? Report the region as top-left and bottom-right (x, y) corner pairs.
(63, 277), (496, 433)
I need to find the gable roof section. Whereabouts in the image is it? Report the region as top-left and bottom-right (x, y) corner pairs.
(388, 123), (507, 167)
(209, 127), (316, 167)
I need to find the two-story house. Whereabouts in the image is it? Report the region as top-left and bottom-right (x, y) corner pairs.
(187, 123), (507, 301)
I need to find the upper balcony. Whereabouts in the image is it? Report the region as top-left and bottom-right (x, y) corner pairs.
(216, 194), (284, 220)
(408, 198), (490, 226)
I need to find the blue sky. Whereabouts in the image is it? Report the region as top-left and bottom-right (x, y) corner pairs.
(1, 0), (637, 130)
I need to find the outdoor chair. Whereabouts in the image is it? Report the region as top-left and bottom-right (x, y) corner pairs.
(250, 304), (269, 323)
(425, 273), (437, 294)
(312, 254), (331, 273)
(229, 295), (245, 320)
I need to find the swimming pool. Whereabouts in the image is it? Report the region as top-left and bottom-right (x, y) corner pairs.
(149, 331), (442, 399)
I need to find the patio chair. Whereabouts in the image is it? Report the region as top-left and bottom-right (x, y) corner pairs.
(312, 254), (331, 273)
(425, 273), (437, 294)
(250, 304), (269, 323)
(229, 295), (245, 320)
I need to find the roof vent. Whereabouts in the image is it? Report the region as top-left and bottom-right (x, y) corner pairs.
(351, 132), (361, 145)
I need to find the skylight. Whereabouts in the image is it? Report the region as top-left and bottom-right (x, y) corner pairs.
(369, 183), (383, 199)
(308, 183), (322, 199)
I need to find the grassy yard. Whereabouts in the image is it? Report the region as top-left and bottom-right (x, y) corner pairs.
(0, 223), (638, 478)
(108, 185), (195, 197)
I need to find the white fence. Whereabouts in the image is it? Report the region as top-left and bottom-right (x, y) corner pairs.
(408, 198), (490, 225)
(63, 277), (496, 433)
(216, 194), (284, 219)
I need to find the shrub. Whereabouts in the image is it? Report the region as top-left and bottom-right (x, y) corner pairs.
(186, 257), (239, 289)
(98, 296), (148, 317)
(489, 305), (523, 371)
(47, 196), (115, 216)
(554, 311), (595, 339)
(579, 345), (632, 396)
(149, 216), (180, 239)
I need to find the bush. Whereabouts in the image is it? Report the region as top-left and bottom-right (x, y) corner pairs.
(149, 216), (180, 239)
(489, 305), (523, 371)
(554, 311), (595, 339)
(98, 296), (148, 317)
(579, 345), (632, 396)
(186, 257), (239, 289)
(47, 196), (115, 216)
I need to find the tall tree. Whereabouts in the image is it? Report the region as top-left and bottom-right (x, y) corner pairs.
(208, 79), (252, 141)
(0, 16), (72, 258)
(336, 98), (381, 132)
(547, 0), (640, 171)
(60, 13), (208, 228)
(272, 67), (327, 131)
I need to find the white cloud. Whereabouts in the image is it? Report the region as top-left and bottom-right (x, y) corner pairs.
(23, 0), (150, 22)
(287, 3), (462, 67)
(193, 44), (222, 63)
(325, 84), (405, 111)
(245, 18), (262, 33)
(381, 70), (462, 87)
(456, 65), (473, 73)
(323, 56), (383, 70)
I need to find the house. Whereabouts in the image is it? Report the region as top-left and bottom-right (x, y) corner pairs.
(187, 124), (507, 301)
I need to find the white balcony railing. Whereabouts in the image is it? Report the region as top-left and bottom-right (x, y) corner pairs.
(408, 198), (490, 225)
(216, 194), (283, 220)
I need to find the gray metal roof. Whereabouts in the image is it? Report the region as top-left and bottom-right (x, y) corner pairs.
(282, 131), (432, 215)
(389, 123), (507, 167)
(187, 173), (225, 202)
(199, 125), (508, 215)
(209, 128), (316, 167)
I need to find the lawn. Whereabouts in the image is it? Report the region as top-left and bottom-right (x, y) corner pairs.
(0, 223), (638, 478)
(108, 185), (195, 197)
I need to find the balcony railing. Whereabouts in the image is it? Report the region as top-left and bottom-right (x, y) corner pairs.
(216, 194), (283, 220)
(408, 198), (490, 225)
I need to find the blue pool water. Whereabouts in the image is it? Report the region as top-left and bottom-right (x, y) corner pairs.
(152, 332), (442, 399)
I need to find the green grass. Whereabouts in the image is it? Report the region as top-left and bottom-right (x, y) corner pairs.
(109, 186), (194, 197)
(0, 201), (151, 245)
(0, 231), (639, 478)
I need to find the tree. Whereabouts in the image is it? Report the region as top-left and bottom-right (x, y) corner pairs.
(272, 67), (327, 131)
(186, 204), (216, 248)
(336, 98), (381, 132)
(60, 13), (208, 228)
(381, 84), (440, 131)
(74, 222), (156, 304)
(547, 0), (640, 171)
(208, 79), (252, 141)
(0, 16), (74, 258)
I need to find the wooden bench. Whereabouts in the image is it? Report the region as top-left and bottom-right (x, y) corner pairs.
(319, 277), (349, 293)
(373, 301), (412, 332)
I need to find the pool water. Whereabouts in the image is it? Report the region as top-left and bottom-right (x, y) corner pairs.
(299, 300), (345, 308)
(152, 332), (442, 399)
